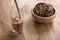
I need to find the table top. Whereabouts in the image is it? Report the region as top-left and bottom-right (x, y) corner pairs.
(0, 0), (60, 40)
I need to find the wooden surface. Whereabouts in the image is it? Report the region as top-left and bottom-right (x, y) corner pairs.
(0, 0), (25, 40)
(19, 0), (60, 40)
(0, 0), (60, 40)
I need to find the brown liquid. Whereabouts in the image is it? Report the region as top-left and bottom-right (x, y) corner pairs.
(12, 18), (23, 33)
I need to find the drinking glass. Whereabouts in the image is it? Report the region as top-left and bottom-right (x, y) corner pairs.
(11, 0), (23, 34)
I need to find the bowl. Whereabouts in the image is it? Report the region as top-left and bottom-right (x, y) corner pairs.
(32, 10), (56, 23)
(31, 3), (56, 23)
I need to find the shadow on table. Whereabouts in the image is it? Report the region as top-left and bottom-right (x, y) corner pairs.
(33, 21), (54, 40)
(33, 20), (54, 34)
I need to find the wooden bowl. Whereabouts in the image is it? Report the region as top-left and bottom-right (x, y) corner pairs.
(31, 10), (56, 23)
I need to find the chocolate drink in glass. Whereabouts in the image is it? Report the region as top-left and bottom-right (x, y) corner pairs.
(12, 0), (23, 34)
(12, 17), (23, 33)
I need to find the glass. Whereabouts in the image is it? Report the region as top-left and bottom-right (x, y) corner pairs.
(10, 0), (23, 34)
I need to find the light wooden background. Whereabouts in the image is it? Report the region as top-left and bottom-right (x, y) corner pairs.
(0, 0), (60, 40)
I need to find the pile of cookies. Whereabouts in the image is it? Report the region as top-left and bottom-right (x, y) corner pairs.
(33, 3), (55, 17)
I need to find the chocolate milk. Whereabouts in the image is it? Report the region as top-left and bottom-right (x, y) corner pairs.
(12, 17), (23, 33)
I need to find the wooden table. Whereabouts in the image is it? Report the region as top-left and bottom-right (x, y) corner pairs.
(0, 0), (25, 40)
(0, 0), (60, 40)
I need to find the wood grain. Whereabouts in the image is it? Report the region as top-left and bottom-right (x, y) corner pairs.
(0, 0), (25, 40)
(0, 0), (60, 40)
(20, 0), (60, 40)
